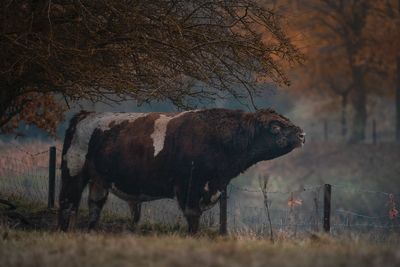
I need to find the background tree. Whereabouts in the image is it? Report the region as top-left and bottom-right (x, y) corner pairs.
(304, 0), (375, 142)
(308, 57), (353, 138)
(372, 0), (400, 142)
(0, 0), (302, 134)
(275, 0), (383, 142)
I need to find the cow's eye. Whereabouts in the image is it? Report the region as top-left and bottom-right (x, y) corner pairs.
(270, 124), (281, 134)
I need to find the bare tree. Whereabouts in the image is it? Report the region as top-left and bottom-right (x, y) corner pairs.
(305, 0), (373, 142)
(374, 0), (400, 142)
(0, 0), (302, 134)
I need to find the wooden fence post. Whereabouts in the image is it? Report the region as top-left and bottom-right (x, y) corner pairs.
(219, 185), (228, 235)
(372, 120), (377, 145)
(323, 184), (331, 233)
(48, 146), (56, 209)
(324, 120), (328, 142)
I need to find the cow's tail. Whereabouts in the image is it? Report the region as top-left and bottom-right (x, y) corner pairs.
(57, 111), (91, 231)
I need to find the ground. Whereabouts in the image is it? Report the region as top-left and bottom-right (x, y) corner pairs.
(1, 142), (400, 267)
(1, 198), (400, 267)
(1, 229), (400, 267)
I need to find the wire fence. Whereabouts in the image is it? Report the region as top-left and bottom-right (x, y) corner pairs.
(228, 183), (400, 239)
(0, 143), (399, 239)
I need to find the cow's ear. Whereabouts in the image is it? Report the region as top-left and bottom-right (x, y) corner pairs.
(255, 110), (271, 127)
(241, 113), (256, 139)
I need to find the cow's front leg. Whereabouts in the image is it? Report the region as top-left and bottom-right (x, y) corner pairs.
(185, 213), (200, 234)
(176, 185), (202, 235)
(128, 201), (142, 225)
(58, 174), (87, 231)
(182, 205), (202, 235)
(88, 181), (108, 231)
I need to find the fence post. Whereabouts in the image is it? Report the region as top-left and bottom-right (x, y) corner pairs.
(219, 185), (228, 235)
(324, 120), (328, 142)
(323, 184), (331, 233)
(372, 120), (377, 145)
(48, 146), (56, 209)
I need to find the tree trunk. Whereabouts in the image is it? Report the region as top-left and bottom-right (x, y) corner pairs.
(349, 66), (367, 142)
(341, 93), (348, 140)
(396, 56), (400, 142)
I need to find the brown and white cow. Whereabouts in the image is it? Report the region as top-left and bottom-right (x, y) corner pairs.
(57, 108), (305, 233)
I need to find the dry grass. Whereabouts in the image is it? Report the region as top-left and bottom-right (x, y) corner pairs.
(1, 142), (400, 267)
(0, 228), (400, 267)
(1, 197), (399, 267)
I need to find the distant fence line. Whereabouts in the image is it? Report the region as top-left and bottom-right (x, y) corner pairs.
(237, 182), (400, 223)
(0, 145), (399, 238)
(314, 119), (397, 144)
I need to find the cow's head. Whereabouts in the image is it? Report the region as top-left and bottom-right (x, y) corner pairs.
(248, 108), (305, 161)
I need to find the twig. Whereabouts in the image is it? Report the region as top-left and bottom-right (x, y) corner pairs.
(259, 174), (274, 243)
(0, 199), (17, 210)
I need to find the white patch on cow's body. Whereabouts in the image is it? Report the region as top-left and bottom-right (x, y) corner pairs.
(204, 182), (209, 192)
(65, 112), (147, 176)
(199, 190), (222, 211)
(150, 110), (199, 157)
(110, 183), (158, 202)
(210, 191), (221, 203)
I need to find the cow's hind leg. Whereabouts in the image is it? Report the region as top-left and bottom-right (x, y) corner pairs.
(88, 181), (109, 231)
(185, 213), (200, 234)
(58, 174), (87, 231)
(177, 190), (201, 235)
(128, 201), (142, 225)
(181, 204), (201, 234)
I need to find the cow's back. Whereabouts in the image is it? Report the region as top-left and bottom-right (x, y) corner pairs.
(64, 112), (148, 177)
(63, 110), (212, 199)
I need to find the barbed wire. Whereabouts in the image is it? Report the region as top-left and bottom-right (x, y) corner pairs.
(331, 184), (400, 197)
(16, 148), (48, 158)
(0, 155), (31, 162)
(229, 184), (322, 194)
(0, 143), (49, 158)
(332, 224), (400, 229)
(229, 182), (400, 198)
(335, 208), (387, 219)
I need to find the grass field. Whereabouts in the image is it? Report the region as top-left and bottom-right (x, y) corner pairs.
(1, 197), (400, 267)
(1, 141), (400, 267)
(1, 229), (400, 267)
